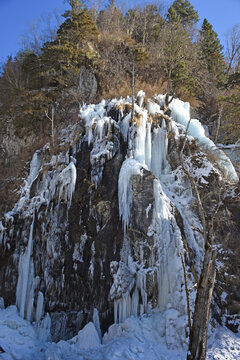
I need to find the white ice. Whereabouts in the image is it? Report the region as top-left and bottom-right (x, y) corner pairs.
(118, 158), (144, 234)
(167, 97), (239, 184)
(0, 306), (239, 360)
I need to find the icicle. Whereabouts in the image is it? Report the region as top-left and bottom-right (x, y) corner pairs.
(120, 113), (131, 142)
(35, 291), (44, 322)
(137, 90), (145, 108)
(134, 110), (148, 165)
(16, 214), (35, 320)
(145, 122), (152, 169)
(58, 157), (77, 208)
(118, 158), (143, 234)
(93, 308), (101, 339)
(151, 179), (184, 312)
(28, 150), (43, 186)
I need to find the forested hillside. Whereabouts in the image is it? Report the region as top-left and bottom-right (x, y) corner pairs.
(0, 0), (240, 142)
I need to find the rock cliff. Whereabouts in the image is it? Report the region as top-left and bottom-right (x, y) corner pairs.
(0, 93), (239, 344)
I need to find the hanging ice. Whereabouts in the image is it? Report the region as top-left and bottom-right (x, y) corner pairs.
(167, 97), (239, 184)
(134, 110), (148, 164)
(16, 215), (35, 321)
(28, 150), (43, 186)
(118, 158), (143, 234)
(58, 157), (77, 208)
(150, 120), (168, 178)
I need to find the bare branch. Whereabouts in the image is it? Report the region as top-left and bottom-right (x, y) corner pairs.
(45, 105), (55, 147)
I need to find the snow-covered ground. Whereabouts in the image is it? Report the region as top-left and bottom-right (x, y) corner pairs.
(0, 306), (239, 360)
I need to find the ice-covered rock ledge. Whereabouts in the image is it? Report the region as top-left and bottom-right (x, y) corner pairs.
(155, 95), (239, 184)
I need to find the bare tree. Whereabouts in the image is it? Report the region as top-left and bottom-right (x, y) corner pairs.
(20, 12), (60, 55)
(225, 24), (240, 75)
(131, 63), (135, 122)
(213, 24), (240, 143)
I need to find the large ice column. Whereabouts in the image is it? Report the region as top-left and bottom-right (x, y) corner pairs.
(58, 158), (77, 208)
(151, 179), (184, 312)
(16, 215), (35, 321)
(16, 215), (45, 323)
(114, 176), (185, 323)
(28, 150), (43, 186)
(118, 158), (143, 234)
(134, 110), (148, 165)
(145, 122), (152, 169)
(151, 120), (168, 178)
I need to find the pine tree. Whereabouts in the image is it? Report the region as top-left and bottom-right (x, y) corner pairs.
(199, 19), (226, 86)
(170, 0), (199, 27)
(41, 3), (99, 88)
(167, 6), (181, 24)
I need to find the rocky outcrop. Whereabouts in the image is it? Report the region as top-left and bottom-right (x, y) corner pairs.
(78, 66), (98, 103)
(213, 183), (240, 333)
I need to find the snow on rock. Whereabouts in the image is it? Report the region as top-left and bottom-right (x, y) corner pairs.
(166, 96), (239, 184)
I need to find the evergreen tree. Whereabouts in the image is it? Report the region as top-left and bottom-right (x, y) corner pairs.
(159, 22), (197, 95)
(199, 18), (226, 85)
(167, 6), (181, 25)
(41, 3), (99, 88)
(170, 0), (199, 27)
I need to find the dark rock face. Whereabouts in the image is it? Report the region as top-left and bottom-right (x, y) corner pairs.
(78, 66), (97, 103)
(0, 126), (125, 341)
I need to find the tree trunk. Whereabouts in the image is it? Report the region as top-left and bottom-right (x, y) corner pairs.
(131, 63), (135, 123)
(187, 249), (216, 360)
(214, 104), (223, 144)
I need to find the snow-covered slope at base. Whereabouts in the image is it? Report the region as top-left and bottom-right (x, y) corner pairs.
(0, 306), (239, 360)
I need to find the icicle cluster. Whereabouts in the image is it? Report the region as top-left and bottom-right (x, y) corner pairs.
(80, 101), (119, 186)
(1, 129), (80, 323)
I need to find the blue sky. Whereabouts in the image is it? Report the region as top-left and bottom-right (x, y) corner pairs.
(0, 0), (240, 62)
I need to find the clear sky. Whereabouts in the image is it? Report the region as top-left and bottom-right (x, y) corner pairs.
(0, 0), (240, 63)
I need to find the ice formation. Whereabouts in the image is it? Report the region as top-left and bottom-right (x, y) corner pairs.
(1, 144), (78, 323)
(0, 90), (238, 358)
(118, 158), (144, 234)
(16, 215), (35, 321)
(80, 101), (119, 185)
(165, 96), (239, 184)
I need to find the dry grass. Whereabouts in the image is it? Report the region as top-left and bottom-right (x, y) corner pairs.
(97, 78), (168, 102)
